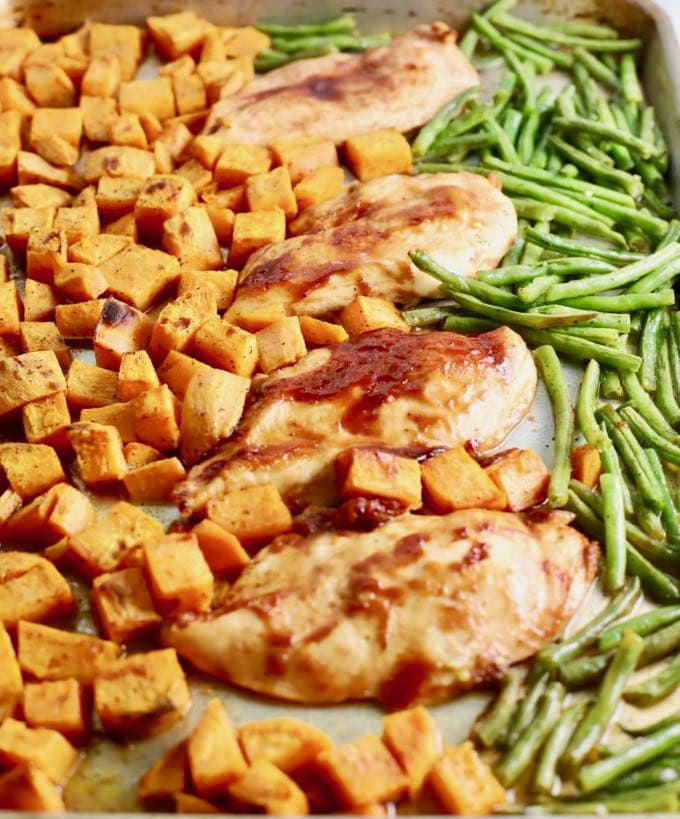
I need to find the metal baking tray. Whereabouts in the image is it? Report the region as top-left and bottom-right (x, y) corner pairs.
(1, 0), (680, 815)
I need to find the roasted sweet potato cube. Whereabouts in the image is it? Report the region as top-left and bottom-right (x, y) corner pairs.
(2, 206), (55, 254)
(192, 519), (248, 576)
(571, 444), (602, 489)
(80, 95), (118, 144)
(176, 158), (213, 193)
(194, 317), (258, 377)
(0, 255), (8, 285)
(80, 399), (135, 443)
(19, 321), (70, 370)
(17, 151), (80, 191)
(207, 483), (292, 546)
(0, 718), (79, 784)
(187, 698), (247, 797)
(46, 483), (95, 538)
(178, 269), (237, 312)
(67, 500), (163, 578)
(143, 532), (213, 614)
(54, 263), (108, 302)
(197, 58), (251, 103)
(139, 740), (187, 801)
(120, 77), (175, 121)
(23, 678), (87, 739)
(84, 146), (155, 185)
(223, 26), (270, 57)
(239, 717), (333, 774)
(123, 457), (186, 502)
(180, 368), (249, 465)
(69, 234), (131, 267)
(173, 73), (207, 116)
(0, 280), (21, 336)
(31, 133), (79, 168)
(162, 206), (222, 271)
(344, 129), (412, 182)
(202, 184), (245, 212)
(0, 350), (66, 418)
(0, 443), (65, 499)
(0, 622), (22, 720)
(18, 620), (121, 682)
(158, 350), (212, 399)
(68, 422), (128, 486)
(0, 78), (34, 121)
(0, 488), (21, 526)
(55, 299), (106, 340)
(149, 288), (216, 364)
(192, 134), (225, 170)
(81, 52), (121, 98)
(24, 63), (75, 108)
(131, 384), (180, 451)
(0, 110), (21, 189)
(175, 793), (220, 814)
(202, 203), (234, 244)
(93, 567), (161, 644)
(22, 392), (71, 449)
(134, 174), (195, 243)
(214, 143), (271, 188)
(340, 296), (409, 336)
(100, 244), (179, 311)
(30, 107), (82, 152)
(147, 10), (211, 60)
(229, 758), (309, 815)
(0, 337), (18, 358)
(54, 204), (99, 246)
(299, 315), (348, 347)
(316, 735), (408, 808)
(0, 492), (54, 543)
(26, 228), (68, 284)
(123, 442), (161, 469)
(429, 741), (506, 816)
(156, 120), (194, 161)
(89, 23), (144, 82)
(66, 359), (118, 409)
(93, 298), (154, 370)
(422, 447), (507, 512)
(95, 178), (141, 223)
(12, 184), (72, 209)
(23, 280), (58, 322)
(293, 165), (345, 211)
(94, 648), (191, 736)
(117, 350), (159, 402)
(0, 47), (26, 82)
(111, 112), (149, 150)
(484, 448), (550, 512)
(336, 447), (421, 508)
(234, 303), (287, 333)
(271, 135), (338, 185)
(228, 209), (285, 267)
(246, 166), (297, 219)
(256, 317), (307, 374)
(0, 763), (65, 811)
(382, 706), (441, 799)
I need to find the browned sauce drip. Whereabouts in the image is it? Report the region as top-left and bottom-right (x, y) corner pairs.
(379, 659), (434, 710)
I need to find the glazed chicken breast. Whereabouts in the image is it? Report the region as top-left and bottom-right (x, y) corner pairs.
(173, 326), (536, 515)
(166, 508), (598, 706)
(226, 172), (517, 320)
(204, 24), (478, 145)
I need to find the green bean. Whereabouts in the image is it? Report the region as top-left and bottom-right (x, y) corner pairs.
(402, 302), (464, 327)
(626, 712), (680, 736)
(442, 315), (498, 334)
(496, 682), (565, 786)
(270, 32), (389, 52)
(644, 188), (676, 220)
(619, 370), (679, 442)
(605, 758), (680, 791)
(595, 99), (635, 170)
(442, 133), (499, 155)
(533, 702), (587, 795)
(600, 442), (635, 514)
(411, 85), (481, 158)
(578, 721), (680, 793)
(633, 496), (666, 540)
(519, 786), (680, 813)
(548, 135), (644, 197)
(538, 576), (640, 671)
(253, 48), (294, 71)
(625, 653), (680, 707)
(523, 226), (644, 264)
(562, 630), (644, 772)
(640, 309), (665, 391)
(600, 606), (680, 652)
(578, 196), (669, 240)
(626, 258), (680, 294)
(645, 448), (680, 543)
(472, 14), (553, 73)
(484, 116), (520, 163)
(552, 327), (619, 346)
(575, 46), (620, 90)
(640, 619), (680, 665)
(620, 406), (680, 467)
(517, 110), (541, 163)
(475, 667), (525, 748)
(504, 31), (573, 69)
(601, 472), (627, 591)
(626, 545), (680, 604)
(503, 672), (550, 747)
(257, 14), (356, 36)
(519, 327), (641, 370)
(601, 368), (625, 399)
(423, 109), (490, 157)
(517, 275), (564, 303)
(491, 69), (518, 117)
(501, 106), (523, 143)
(502, 221), (527, 268)
(659, 220), (680, 250)
(550, 21), (618, 38)
(510, 198), (558, 222)
(557, 291), (674, 313)
(558, 650), (612, 689)
(492, 13), (642, 51)
(576, 360), (607, 449)
(457, 0), (519, 59)
(480, 258), (616, 286)
(553, 115), (659, 158)
(536, 307), (630, 332)
(535, 345), (573, 507)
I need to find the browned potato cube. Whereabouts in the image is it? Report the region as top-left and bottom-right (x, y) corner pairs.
(147, 11), (212, 60)
(344, 129), (412, 182)
(17, 151), (80, 191)
(93, 297), (154, 370)
(80, 401), (135, 443)
(245, 166), (297, 219)
(340, 295), (409, 336)
(82, 52), (121, 98)
(66, 358), (118, 409)
(421, 447), (507, 512)
(100, 244), (179, 311)
(229, 759), (309, 815)
(271, 135), (338, 185)
(336, 447), (422, 508)
(316, 735), (408, 808)
(187, 698), (247, 797)
(123, 457), (186, 502)
(54, 204), (100, 246)
(194, 317), (258, 377)
(69, 234), (131, 267)
(67, 500), (163, 578)
(23, 280), (58, 323)
(223, 27), (270, 57)
(176, 158), (213, 193)
(0, 280), (21, 336)
(24, 63), (75, 108)
(203, 203), (234, 244)
(55, 299), (105, 340)
(68, 422), (128, 486)
(0, 443), (65, 499)
(139, 741), (187, 802)
(118, 350), (159, 401)
(155, 120), (193, 161)
(0, 488), (21, 526)
(48, 483), (96, 538)
(157, 349), (212, 399)
(2, 206), (55, 254)
(214, 143), (271, 188)
(484, 448), (550, 512)
(131, 384), (180, 451)
(0, 350), (66, 418)
(202, 183), (246, 212)
(26, 228), (68, 284)
(54, 263), (108, 302)
(84, 146), (155, 185)
(382, 706), (441, 799)
(12, 184), (72, 209)
(89, 23), (144, 82)
(123, 442), (162, 469)
(571, 443), (602, 489)
(228, 209), (286, 267)
(94, 648), (191, 736)
(134, 174), (195, 243)
(180, 368), (249, 465)
(30, 134), (79, 168)
(299, 315), (348, 347)
(255, 317), (307, 374)
(293, 165), (345, 211)
(0, 764), (65, 812)
(18, 620), (121, 682)
(239, 717), (333, 774)
(19, 321), (70, 370)
(93, 567), (162, 644)
(162, 206), (222, 270)
(81, 95), (118, 144)
(192, 134), (225, 170)
(0, 337), (19, 358)
(0, 78), (34, 118)
(173, 73), (207, 115)
(143, 532), (213, 614)
(429, 741), (506, 816)
(120, 78), (175, 121)
(96, 176), (144, 220)
(22, 392), (71, 449)
(23, 679), (87, 739)
(178, 269), (237, 312)
(0, 717), (79, 784)
(234, 303), (286, 333)
(207, 483), (292, 546)
(111, 113), (148, 150)
(192, 519), (249, 576)
(30, 108), (82, 150)
(0, 622), (22, 720)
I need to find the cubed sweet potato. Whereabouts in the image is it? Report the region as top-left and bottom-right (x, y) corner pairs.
(174, 793), (220, 814)
(66, 358), (118, 409)
(422, 447), (508, 512)
(173, 73), (207, 115)
(193, 317), (258, 377)
(143, 532), (213, 614)
(187, 698), (247, 797)
(93, 567), (162, 644)
(68, 422), (128, 486)
(214, 143), (271, 188)
(100, 243), (179, 311)
(229, 758), (309, 815)
(0, 78), (34, 119)
(299, 315), (348, 347)
(429, 741), (506, 816)
(239, 717), (333, 774)
(117, 350), (159, 401)
(110, 113), (148, 150)
(147, 11), (211, 60)
(26, 228), (68, 284)
(84, 146), (155, 185)
(484, 448), (550, 512)
(245, 166), (297, 219)
(69, 234), (131, 267)
(134, 174), (195, 243)
(23, 280), (58, 322)
(67, 500), (163, 578)
(206, 483), (292, 546)
(0, 488), (21, 526)
(571, 444), (602, 490)
(138, 741), (187, 802)
(24, 63), (75, 108)
(336, 447), (421, 508)
(54, 263), (108, 302)
(17, 151), (80, 191)
(0, 281), (21, 338)
(93, 297), (154, 370)
(202, 184), (245, 212)
(89, 22), (144, 82)
(0, 763), (65, 811)
(19, 321), (70, 370)
(176, 158), (213, 193)
(228, 209), (286, 268)
(178, 269), (237, 312)
(2, 206), (55, 255)
(123, 457), (186, 502)
(180, 368), (249, 465)
(79, 401), (134, 444)
(22, 392), (70, 450)
(95, 176), (143, 220)
(94, 647), (191, 736)
(293, 165), (345, 211)
(55, 299), (106, 340)
(0, 442), (65, 499)
(0, 622), (22, 720)
(12, 184), (72, 209)
(149, 288), (216, 364)
(340, 295), (409, 336)
(316, 735), (408, 808)
(0, 552), (74, 629)
(1, 482), (94, 544)
(23, 678), (87, 739)
(119, 77), (175, 121)
(131, 384), (180, 452)
(163, 206), (223, 270)
(80, 95), (118, 144)
(123, 442), (162, 469)
(158, 349), (213, 399)
(271, 135), (338, 185)
(234, 303), (286, 333)
(0, 350), (65, 418)
(256, 316), (307, 374)
(0, 718), (79, 784)
(192, 519), (249, 576)
(344, 129), (412, 182)
(382, 706), (441, 800)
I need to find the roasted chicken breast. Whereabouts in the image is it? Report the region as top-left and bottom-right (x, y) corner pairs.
(166, 509), (598, 706)
(173, 326), (536, 515)
(226, 172), (517, 320)
(204, 24), (478, 145)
